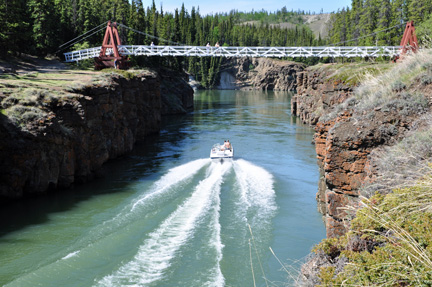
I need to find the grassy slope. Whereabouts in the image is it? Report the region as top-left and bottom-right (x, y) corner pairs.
(0, 58), (147, 131)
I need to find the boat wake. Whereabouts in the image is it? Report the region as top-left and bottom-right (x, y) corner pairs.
(4, 158), (276, 287)
(95, 158), (276, 286)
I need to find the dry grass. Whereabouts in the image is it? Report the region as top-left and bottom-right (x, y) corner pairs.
(354, 49), (432, 112)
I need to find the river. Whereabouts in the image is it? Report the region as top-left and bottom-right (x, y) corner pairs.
(0, 90), (325, 286)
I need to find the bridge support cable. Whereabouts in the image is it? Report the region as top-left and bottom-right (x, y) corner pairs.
(56, 21), (108, 54)
(117, 23), (184, 46)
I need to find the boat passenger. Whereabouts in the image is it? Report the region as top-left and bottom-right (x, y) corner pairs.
(224, 140), (230, 149)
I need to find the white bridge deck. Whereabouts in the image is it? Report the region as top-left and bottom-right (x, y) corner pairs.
(64, 45), (401, 62)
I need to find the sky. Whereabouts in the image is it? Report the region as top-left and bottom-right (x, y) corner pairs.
(155, 0), (352, 15)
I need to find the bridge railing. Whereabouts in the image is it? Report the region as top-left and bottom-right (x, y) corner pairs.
(64, 45), (402, 62)
(64, 47), (102, 62)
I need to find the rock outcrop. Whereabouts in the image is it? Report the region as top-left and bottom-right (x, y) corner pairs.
(160, 68), (194, 114)
(293, 65), (428, 237)
(0, 69), (193, 201)
(217, 57), (305, 91)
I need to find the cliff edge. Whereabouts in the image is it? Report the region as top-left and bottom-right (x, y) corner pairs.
(294, 61), (431, 237)
(0, 61), (193, 201)
(297, 51), (432, 285)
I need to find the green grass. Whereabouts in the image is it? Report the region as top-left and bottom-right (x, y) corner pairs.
(313, 175), (432, 286)
(309, 61), (393, 86)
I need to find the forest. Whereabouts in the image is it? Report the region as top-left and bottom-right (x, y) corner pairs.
(1, 0), (322, 87)
(327, 0), (432, 46)
(2, 0), (432, 87)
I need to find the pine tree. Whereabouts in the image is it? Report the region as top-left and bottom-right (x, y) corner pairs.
(376, 0), (392, 45)
(359, 0), (379, 45)
(28, 0), (60, 55)
(350, 0), (362, 44)
(1, 0), (31, 56)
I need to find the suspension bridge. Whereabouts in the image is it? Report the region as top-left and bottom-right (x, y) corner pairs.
(62, 21), (418, 69)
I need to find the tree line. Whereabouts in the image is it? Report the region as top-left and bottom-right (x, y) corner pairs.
(1, 0), (323, 87)
(4, 1), (431, 87)
(328, 0), (432, 46)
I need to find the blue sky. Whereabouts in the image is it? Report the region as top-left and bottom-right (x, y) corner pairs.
(154, 0), (352, 15)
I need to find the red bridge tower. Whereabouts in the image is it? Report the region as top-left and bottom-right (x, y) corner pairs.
(95, 21), (129, 70)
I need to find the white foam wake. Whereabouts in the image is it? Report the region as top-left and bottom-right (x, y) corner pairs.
(233, 159), (277, 220)
(131, 158), (211, 211)
(96, 161), (232, 286)
(203, 164), (226, 287)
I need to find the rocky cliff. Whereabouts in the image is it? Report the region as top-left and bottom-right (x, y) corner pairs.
(293, 63), (429, 237)
(0, 69), (193, 201)
(217, 57), (305, 91)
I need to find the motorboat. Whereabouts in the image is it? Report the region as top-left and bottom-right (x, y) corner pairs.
(210, 143), (234, 159)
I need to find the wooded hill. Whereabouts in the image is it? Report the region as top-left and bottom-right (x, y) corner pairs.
(328, 0), (432, 46)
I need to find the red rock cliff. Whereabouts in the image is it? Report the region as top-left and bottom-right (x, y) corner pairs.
(293, 65), (424, 237)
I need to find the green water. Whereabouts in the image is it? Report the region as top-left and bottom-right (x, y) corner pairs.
(0, 90), (325, 286)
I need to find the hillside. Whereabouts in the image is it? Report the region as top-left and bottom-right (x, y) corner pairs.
(239, 13), (331, 40)
(303, 14), (331, 38)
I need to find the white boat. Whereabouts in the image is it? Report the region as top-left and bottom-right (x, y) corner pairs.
(210, 143), (234, 159)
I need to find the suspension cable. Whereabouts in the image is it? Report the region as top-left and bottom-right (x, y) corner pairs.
(118, 23), (185, 46)
(56, 25), (107, 53)
(330, 22), (406, 46)
(58, 21), (108, 49)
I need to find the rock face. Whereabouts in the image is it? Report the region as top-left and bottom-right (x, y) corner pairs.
(217, 57), (305, 91)
(293, 69), (357, 237)
(0, 70), (193, 201)
(160, 68), (194, 114)
(293, 67), (425, 237)
(292, 70), (353, 126)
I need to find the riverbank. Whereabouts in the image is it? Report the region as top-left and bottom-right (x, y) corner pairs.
(294, 50), (432, 285)
(0, 57), (193, 201)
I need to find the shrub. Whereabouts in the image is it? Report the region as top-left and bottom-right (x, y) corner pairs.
(1, 95), (20, 108)
(5, 105), (46, 127)
(421, 74), (432, 86)
(313, 175), (432, 286)
(390, 80), (406, 92)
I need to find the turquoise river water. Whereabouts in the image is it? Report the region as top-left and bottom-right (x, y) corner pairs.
(0, 90), (325, 286)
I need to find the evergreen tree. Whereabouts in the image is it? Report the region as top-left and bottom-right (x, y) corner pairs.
(1, 0), (30, 56)
(28, 0), (60, 55)
(376, 0), (392, 45)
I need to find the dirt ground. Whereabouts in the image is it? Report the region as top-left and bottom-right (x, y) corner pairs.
(0, 55), (97, 91)
(0, 55), (70, 74)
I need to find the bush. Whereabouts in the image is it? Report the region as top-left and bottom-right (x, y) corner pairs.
(5, 105), (46, 127)
(421, 74), (432, 86)
(390, 80), (406, 92)
(313, 175), (432, 286)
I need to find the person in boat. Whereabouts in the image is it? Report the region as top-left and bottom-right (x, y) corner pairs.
(224, 140), (231, 150)
(221, 140), (226, 150)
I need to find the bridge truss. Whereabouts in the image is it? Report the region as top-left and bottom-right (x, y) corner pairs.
(64, 45), (401, 63)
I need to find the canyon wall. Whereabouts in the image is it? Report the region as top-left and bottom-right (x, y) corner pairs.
(217, 57), (305, 91)
(293, 66), (425, 237)
(0, 70), (193, 200)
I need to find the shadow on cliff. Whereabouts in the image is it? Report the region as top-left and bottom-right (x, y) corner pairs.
(0, 113), (191, 239)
